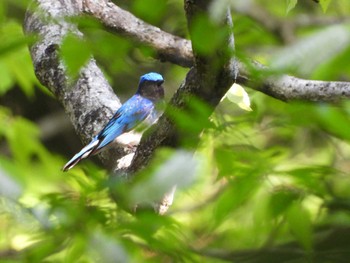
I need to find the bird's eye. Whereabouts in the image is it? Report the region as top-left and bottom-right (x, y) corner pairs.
(157, 80), (164, 86)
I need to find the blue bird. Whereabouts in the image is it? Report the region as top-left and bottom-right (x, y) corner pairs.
(63, 72), (164, 171)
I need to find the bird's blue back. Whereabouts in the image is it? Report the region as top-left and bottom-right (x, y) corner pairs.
(95, 94), (155, 150)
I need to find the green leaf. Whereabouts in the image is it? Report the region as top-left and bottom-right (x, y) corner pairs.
(132, 0), (166, 24)
(314, 104), (350, 141)
(214, 175), (260, 225)
(286, 203), (313, 251)
(6, 51), (37, 97)
(60, 34), (91, 79)
(0, 21), (38, 97)
(319, 0), (332, 12)
(66, 234), (88, 262)
(166, 97), (214, 147)
(312, 43), (350, 80)
(0, 60), (14, 94)
(286, 0), (298, 13)
(286, 166), (331, 195)
(190, 14), (230, 55)
(8, 118), (39, 161)
(269, 188), (301, 218)
(214, 145), (276, 178)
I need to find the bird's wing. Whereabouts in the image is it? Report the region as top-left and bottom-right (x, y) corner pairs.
(62, 95), (154, 171)
(95, 95), (154, 150)
(63, 72), (165, 172)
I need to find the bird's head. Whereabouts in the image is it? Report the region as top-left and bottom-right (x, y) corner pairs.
(137, 72), (165, 101)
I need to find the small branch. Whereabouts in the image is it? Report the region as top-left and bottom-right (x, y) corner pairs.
(257, 75), (350, 102)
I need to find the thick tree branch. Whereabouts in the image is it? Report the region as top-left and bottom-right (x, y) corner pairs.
(82, 0), (193, 67)
(24, 0), (129, 170)
(81, 0), (350, 103)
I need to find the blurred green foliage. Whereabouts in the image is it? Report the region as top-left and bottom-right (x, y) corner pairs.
(1, 0), (350, 262)
(0, 21), (39, 97)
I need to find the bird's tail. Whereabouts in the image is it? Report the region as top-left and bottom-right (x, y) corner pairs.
(62, 139), (100, 172)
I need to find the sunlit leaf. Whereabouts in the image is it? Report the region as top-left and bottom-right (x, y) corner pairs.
(222, 83), (252, 111)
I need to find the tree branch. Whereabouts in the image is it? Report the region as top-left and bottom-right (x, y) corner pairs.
(81, 0), (350, 103)
(82, 0), (193, 67)
(24, 0), (129, 170)
(254, 74), (350, 102)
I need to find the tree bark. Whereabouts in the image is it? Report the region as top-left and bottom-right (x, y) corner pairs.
(24, 0), (131, 170)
